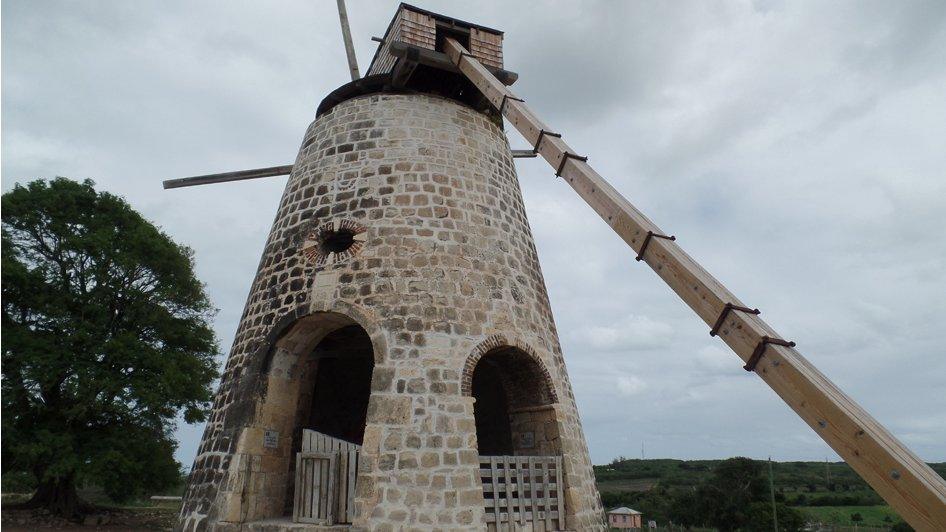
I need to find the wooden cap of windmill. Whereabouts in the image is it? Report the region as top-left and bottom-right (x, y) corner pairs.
(318, 3), (518, 117)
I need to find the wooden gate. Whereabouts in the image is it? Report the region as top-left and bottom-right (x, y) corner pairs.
(292, 430), (360, 524)
(480, 456), (565, 531)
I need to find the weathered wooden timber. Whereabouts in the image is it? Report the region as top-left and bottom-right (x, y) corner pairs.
(388, 42), (518, 86)
(162, 164), (293, 189)
(335, 0), (360, 82)
(511, 150), (538, 158)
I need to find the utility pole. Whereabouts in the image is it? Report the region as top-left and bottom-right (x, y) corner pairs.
(336, 0), (360, 81)
(768, 457), (779, 532)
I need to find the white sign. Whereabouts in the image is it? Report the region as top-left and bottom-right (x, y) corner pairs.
(263, 430), (279, 448)
(517, 431), (535, 449)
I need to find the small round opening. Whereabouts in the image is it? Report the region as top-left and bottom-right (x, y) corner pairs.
(321, 229), (356, 254)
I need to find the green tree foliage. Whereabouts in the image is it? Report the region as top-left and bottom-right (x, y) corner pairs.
(667, 458), (804, 531)
(1, 178), (219, 517)
(744, 501), (806, 532)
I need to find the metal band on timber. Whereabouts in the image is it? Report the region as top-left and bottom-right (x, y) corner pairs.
(634, 230), (675, 262)
(710, 303), (761, 337)
(500, 94), (524, 115)
(555, 152), (589, 178)
(532, 129), (562, 154)
(744, 336), (797, 372)
(445, 37), (946, 531)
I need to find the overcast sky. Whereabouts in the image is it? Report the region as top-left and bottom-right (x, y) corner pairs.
(4, 1), (945, 468)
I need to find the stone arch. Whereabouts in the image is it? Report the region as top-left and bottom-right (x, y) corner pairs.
(461, 334), (558, 402)
(233, 307), (382, 521)
(259, 301), (386, 375)
(462, 334), (562, 457)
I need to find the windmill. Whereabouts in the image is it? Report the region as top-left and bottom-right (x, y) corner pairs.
(170, 3), (946, 531)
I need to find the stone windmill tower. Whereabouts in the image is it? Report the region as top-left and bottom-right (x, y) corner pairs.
(175, 4), (605, 531)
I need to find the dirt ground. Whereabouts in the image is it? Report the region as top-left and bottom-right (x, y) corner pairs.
(1, 505), (179, 531)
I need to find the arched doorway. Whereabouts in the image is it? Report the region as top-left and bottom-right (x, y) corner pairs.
(470, 346), (561, 457)
(293, 324), (374, 446)
(244, 312), (376, 523)
(467, 345), (567, 530)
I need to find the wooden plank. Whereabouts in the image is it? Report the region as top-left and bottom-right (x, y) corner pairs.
(528, 457), (538, 524)
(293, 453), (302, 522)
(555, 457), (564, 530)
(347, 448), (358, 523)
(297, 456), (308, 522)
(541, 459), (551, 530)
(516, 457), (526, 526)
(162, 164), (293, 190)
(308, 460), (322, 522)
(298, 457), (306, 521)
(490, 456), (500, 524)
(337, 450), (348, 521)
(324, 452), (337, 524)
(444, 37), (946, 532)
(503, 456), (513, 530)
(318, 460), (331, 519)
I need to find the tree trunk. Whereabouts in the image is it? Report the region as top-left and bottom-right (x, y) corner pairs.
(22, 476), (84, 519)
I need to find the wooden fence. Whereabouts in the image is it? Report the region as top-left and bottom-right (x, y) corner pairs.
(292, 430), (360, 525)
(480, 455), (565, 531)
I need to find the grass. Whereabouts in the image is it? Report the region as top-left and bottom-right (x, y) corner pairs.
(794, 505), (900, 527)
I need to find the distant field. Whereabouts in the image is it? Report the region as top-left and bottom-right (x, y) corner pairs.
(795, 505), (899, 527)
(595, 478), (658, 492)
(593, 458), (938, 527)
(595, 458), (946, 493)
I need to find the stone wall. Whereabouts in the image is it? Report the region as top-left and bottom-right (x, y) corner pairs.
(178, 93), (604, 531)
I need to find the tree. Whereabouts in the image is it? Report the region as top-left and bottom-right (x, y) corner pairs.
(701, 457), (768, 531)
(2, 178), (219, 518)
(745, 501), (805, 532)
(663, 457), (805, 531)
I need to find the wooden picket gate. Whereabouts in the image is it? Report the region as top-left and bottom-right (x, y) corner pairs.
(292, 429), (360, 525)
(480, 456), (565, 531)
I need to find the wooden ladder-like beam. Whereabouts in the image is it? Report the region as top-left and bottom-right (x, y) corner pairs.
(443, 38), (946, 531)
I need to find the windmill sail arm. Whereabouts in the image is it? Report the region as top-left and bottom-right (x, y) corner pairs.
(443, 37), (946, 531)
(162, 164), (293, 190)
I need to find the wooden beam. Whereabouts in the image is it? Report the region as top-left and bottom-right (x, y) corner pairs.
(336, 0), (360, 81)
(444, 37), (946, 532)
(390, 53), (419, 89)
(388, 42), (518, 86)
(162, 164), (293, 190)
(511, 150), (538, 159)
